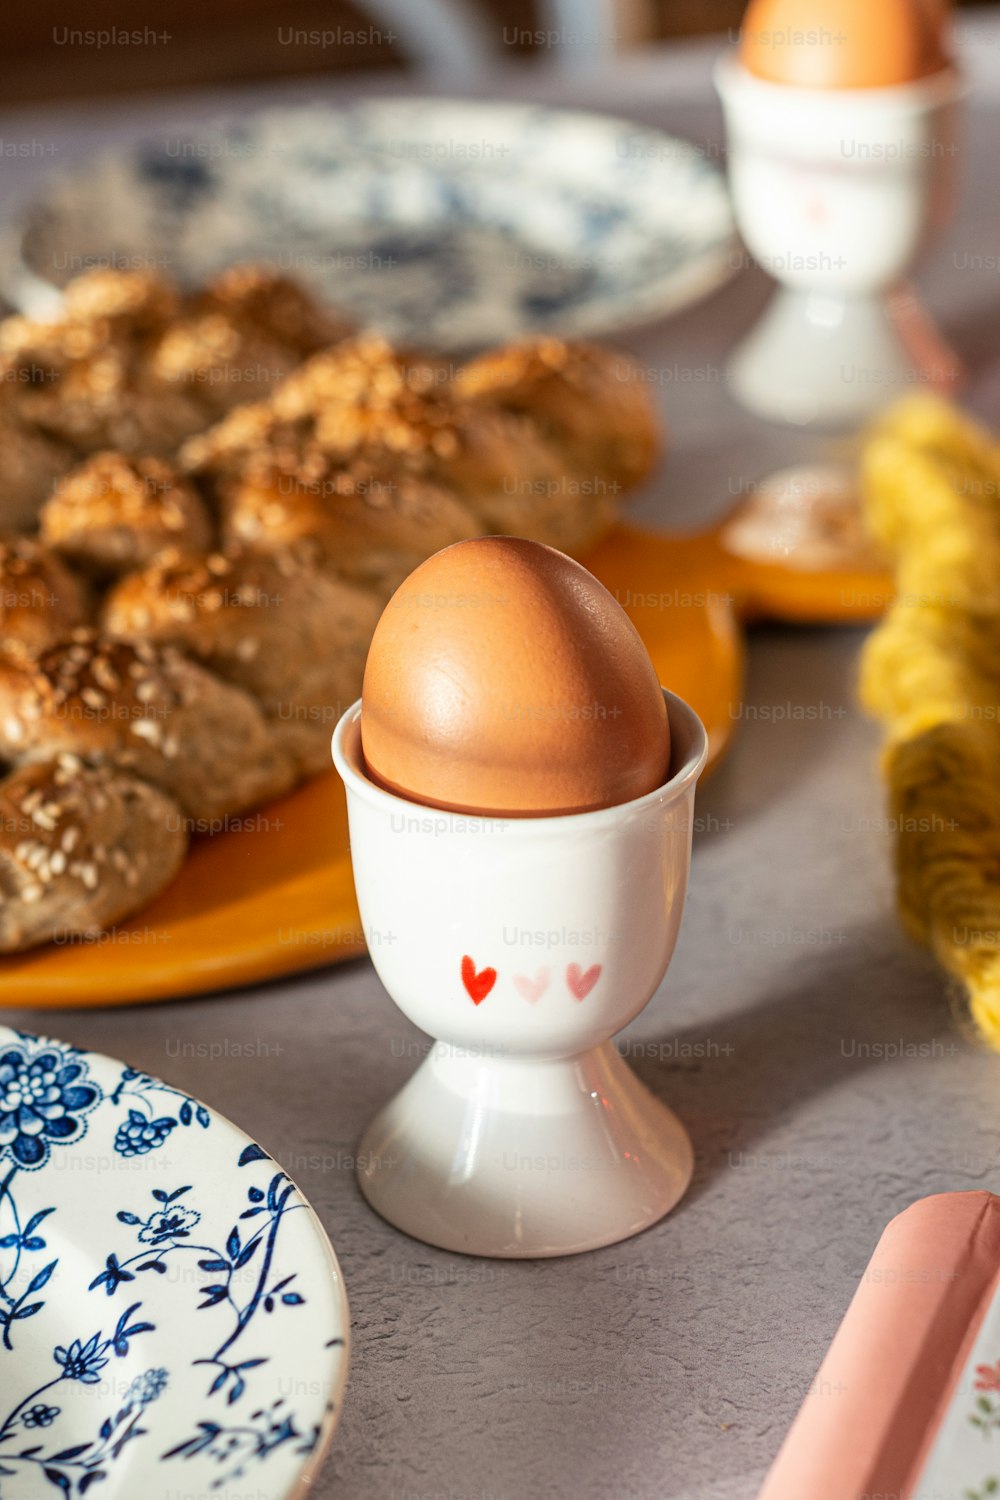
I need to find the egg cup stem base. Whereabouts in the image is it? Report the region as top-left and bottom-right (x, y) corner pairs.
(728, 285), (919, 428)
(355, 1039), (694, 1258)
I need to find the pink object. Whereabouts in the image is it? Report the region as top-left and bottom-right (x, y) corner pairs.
(566, 963), (602, 1000)
(513, 969), (550, 1004)
(758, 1192), (1000, 1499)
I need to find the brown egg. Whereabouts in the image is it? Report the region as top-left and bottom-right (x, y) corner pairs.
(740, 0), (951, 89)
(361, 537), (670, 817)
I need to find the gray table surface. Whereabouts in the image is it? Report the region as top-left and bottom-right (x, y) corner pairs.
(4, 17), (1000, 1500)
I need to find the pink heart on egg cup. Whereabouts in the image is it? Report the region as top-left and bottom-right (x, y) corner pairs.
(332, 688), (708, 1259)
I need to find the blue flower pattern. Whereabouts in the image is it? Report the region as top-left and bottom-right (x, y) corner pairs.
(23, 100), (735, 351)
(20, 1406), (57, 1431)
(110, 1065), (210, 1157)
(113, 1114), (174, 1157)
(0, 1302), (156, 1494)
(138, 1205), (200, 1244)
(54, 1333), (112, 1385)
(0, 1030), (344, 1494)
(0, 1040), (102, 1351)
(0, 1045), (100, 1172)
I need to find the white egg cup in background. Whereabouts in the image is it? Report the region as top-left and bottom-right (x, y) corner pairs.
(715, 57), (965, 428)
(332, 689), (707, 1258)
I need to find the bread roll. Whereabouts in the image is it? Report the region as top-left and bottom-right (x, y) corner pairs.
(2, 332), (206, 458)
(0, 270), (205, 456)
(60, 267), (182, 330)
(0, 535), (91, 656)
(196, 265), (353, 354)
(186, 332), (654, 571)
(0, 756), (187, 952)
(102, 549), (380, 775)
(40, 452), (213, 575)
(0, 411), (77, 532)
(455, 338), (662, 493)
(149, 266), (355, 415)
(183, 401), (481, 595)
(0, 631), (296, 822)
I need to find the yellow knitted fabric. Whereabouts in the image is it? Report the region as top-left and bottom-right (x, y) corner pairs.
(859, 393), (1000, 1046)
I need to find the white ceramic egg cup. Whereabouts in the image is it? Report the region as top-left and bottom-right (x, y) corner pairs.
(332, 689), (707, 1258)
(715, 57), (965, 428)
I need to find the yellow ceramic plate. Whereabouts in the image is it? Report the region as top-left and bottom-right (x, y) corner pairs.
(0, 521), (889, 1007)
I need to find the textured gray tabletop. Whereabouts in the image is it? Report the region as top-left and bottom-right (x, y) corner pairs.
(4, 18), (1000, 1500)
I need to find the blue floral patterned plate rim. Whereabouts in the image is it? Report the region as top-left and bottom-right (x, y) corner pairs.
(3, 96), (738, 348)
(0, 1024), (350, 1500)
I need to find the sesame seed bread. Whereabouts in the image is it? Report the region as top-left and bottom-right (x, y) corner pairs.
(0, 536), (91, 657)
(181, 336), (492, 594)
(198, 265), (354, 355)
(197, 423), (482, 596)
(0, 632), (297, 823)
(454, 338), (662, 492)
(2, 329), (207, 458)
(101, 549), (380, 776)
(40, 453), (212, 576)
(185, 332), (656, 572)
(0, 266), (351, 462)
(0, 413), (78, 533)
(149, 266), (354, 416)
(0, 265), (662, 955)
(0, 757), (187, 952)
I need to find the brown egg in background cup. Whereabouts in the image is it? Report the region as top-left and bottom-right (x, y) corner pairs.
(715, 0), (965, 428)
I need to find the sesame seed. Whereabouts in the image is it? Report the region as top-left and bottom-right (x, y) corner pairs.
(131, 718), (163, 746)
(93, 659), (121, 693)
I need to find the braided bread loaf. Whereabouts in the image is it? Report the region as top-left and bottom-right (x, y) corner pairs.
(183, 333), (658, 595)
(0, 265), (353, 526)
(0, 265), (661, 954)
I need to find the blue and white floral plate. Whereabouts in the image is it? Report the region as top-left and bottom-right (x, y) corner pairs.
(6, 98), (736, 347)
(0, 1026), (349, 1500)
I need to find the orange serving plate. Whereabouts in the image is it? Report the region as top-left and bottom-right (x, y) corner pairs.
(0, 520), (890, 1007)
